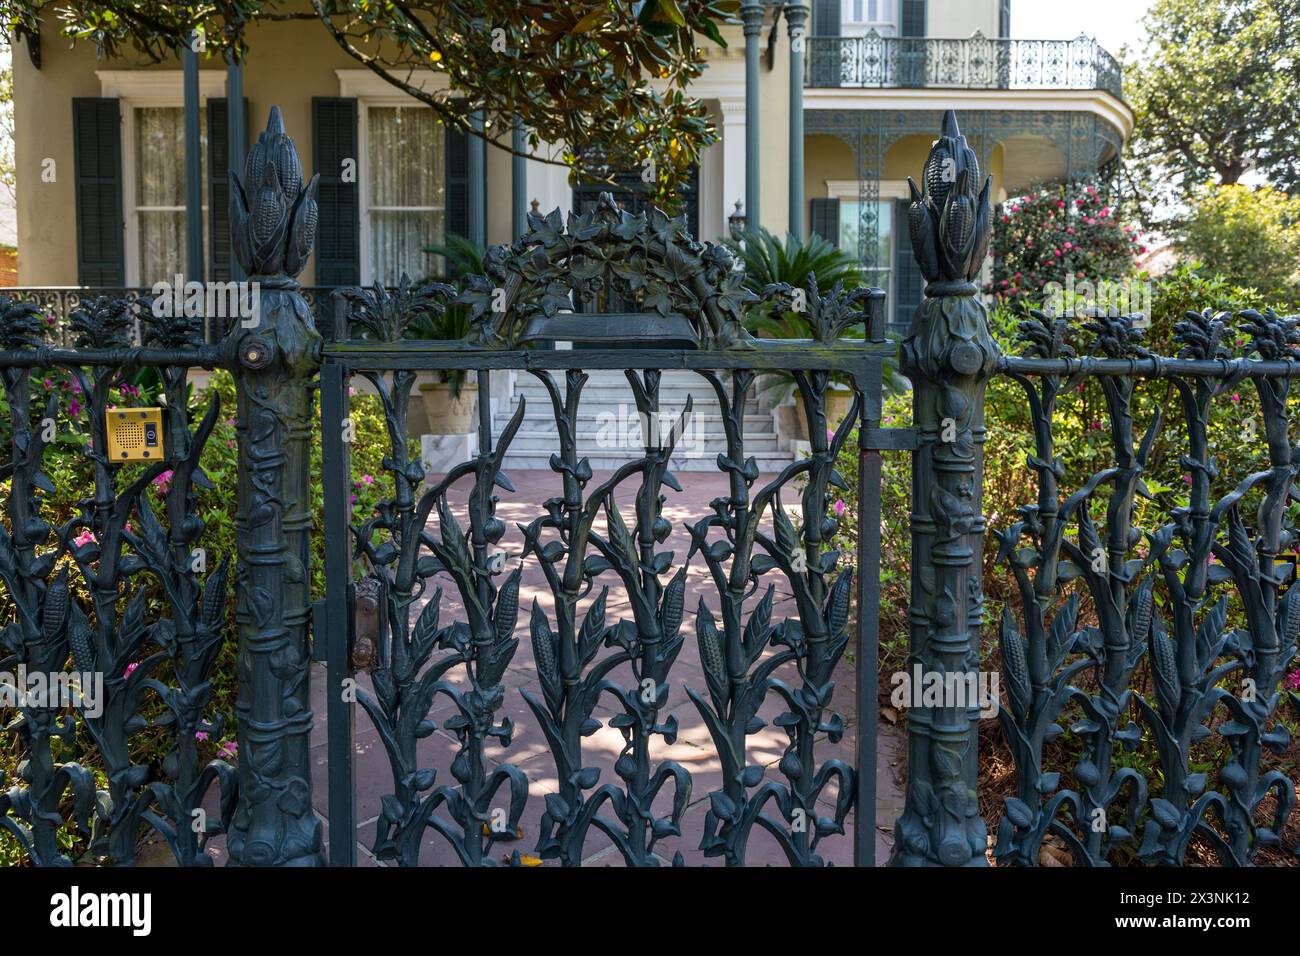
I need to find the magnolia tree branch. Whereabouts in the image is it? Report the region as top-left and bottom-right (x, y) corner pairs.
(13, 0), (740, 198)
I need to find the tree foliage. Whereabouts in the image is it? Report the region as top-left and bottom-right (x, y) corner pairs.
(3, 0), (741, 202)
(1177, 183), (1300, 306)
(1124, 0), (1300, 223)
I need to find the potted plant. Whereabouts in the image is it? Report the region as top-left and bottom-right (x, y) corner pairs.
(725, 228), (902, 436)
(412, 235), (484, 433)
(406, 283), (475, 433)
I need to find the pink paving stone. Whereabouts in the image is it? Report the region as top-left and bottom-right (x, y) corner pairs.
(311, 467), (904, 866)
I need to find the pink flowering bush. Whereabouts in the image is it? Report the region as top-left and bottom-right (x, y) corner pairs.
(988, 180), (1142, 309)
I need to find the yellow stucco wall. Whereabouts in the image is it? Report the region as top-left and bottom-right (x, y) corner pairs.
(14, 16), (518, 286)
(14, 8), (1102, 284)
(803, 130), (1008, 223)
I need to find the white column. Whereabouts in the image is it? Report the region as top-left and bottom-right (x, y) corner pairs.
(524, 141), (573, 222)
(716, 97), (748, 241)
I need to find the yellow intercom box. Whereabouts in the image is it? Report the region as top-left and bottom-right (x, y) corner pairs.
(106, 408), (165, 462)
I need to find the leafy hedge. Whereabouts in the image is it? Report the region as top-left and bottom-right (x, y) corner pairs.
(0, 368), (397, 813)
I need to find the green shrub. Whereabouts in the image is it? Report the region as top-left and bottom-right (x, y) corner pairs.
(0, 366), (397, 793)
(1178, 183), (1300, 309)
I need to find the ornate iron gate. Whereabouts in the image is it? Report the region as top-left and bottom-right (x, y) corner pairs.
(317, 192), (891, 866)
(1, 106), (1297, 868)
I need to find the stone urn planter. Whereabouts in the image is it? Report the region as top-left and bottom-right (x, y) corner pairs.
(779, 387), (854, 445)
(419, 378), (477, 434)
(825, 387), (856, 430)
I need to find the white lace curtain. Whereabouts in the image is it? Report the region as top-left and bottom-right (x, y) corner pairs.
(367, 107), (444, 285)
(135, 106), (207, 284)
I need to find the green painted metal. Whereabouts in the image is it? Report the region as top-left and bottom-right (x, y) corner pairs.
(225, 107), (324, 866)
(892, 111), (996, 866)
(512, 117), (527, 241)
(469, 109), (487, 249)
(786, 2), (808, 238)
(183, 41), (204, 284)
(321, 194), (884, 866)
(3, 105), (1300, 871)
(741, 0), (764, 231)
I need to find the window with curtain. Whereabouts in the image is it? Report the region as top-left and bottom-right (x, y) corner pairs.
(838, 200), (892, 275)
(366, 106), (444, 285)
(134, 106), (207, 284)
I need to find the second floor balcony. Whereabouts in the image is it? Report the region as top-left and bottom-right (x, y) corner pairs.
(805, 31), (1123, 101)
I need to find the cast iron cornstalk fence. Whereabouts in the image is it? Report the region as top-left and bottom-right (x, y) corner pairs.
(0, 106), (1295, 868)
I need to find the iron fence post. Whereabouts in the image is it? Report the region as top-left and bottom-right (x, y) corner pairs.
(225, 107), (324, 866)
(891, 111), (997, 866)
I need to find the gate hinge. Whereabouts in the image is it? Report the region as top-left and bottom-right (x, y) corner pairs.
(310, 599), (327, 663)
(862, 426), (918, 452)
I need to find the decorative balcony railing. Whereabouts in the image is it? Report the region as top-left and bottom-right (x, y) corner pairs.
(4, 286), (346, 344)
(805, 31), (1123, 100)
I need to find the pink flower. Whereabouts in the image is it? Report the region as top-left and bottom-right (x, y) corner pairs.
(1287, 669), (1300, 690)
(1231, 394), (1241, 404)
(74, 530), (96, 548)
(124, 662), (139, 677)
(195, 730), (209, 741)
(152, 469), (174, 492)
(833, 499), (847, 517)
(218, 740), (238, 759)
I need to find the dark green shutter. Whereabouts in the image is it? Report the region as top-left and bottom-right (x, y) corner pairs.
(810, 197), (840, 246)
(901, 0), (926, 36)
(894, 198), (925, 332)
(312, 97), (359, 286)
(444, 101), (470, 257)
(72, 98), (124, 286)
(811, 0), (840, 35)
(207, 98), (247, 282)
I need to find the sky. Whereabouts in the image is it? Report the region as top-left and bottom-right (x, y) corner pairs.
(1011, 0), (1159, 58)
